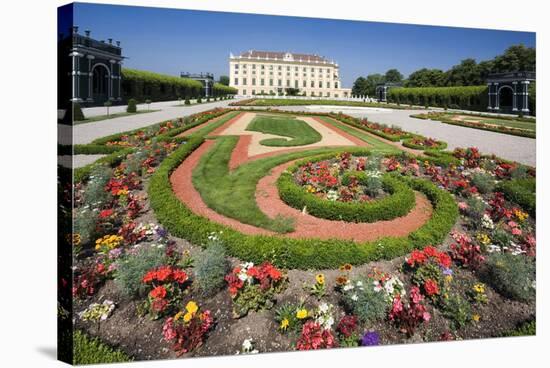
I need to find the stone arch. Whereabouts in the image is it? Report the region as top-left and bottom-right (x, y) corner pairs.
(497, 85), (514, 112)
(92, 62), (111, 103)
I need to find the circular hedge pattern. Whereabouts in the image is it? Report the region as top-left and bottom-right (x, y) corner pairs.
(277, 159), (416, 223)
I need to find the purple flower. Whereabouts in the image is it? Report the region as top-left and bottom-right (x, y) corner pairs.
(442, 267), (453, 276)
(361, 331), (380, 346)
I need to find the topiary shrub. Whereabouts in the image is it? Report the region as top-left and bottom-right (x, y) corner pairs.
(126, 98), (137, 113)
(114, 245), (167, 297)
(184, 97), (191, 105)
(73, 102), (85, 121)
(484, 252), (535, 302)
(197, 97), (202, 103)
(193, 238), (229, 296)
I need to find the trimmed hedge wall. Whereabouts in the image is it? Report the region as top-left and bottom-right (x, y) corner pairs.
(148, 137), (458, 269)
(388, 86), (488, 111)
(496, 178), (536, 217)
(121, 68), (203, 102)
(213, 83), (237, 97)
(278, 161), (416, 223)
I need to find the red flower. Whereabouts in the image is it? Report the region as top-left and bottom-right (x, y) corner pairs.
(142, 270), (157, 283)
(155, 266), (172, 282)
(423, 279), (440, 296)
(99, 209), (114, 219)
(150, 285), (167, 299)
(152, 298), (168, 312)
(172, 270), (188, 284)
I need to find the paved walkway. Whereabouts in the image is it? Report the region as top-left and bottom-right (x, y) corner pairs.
(60, 98), (240, 145)
(81, 99), (204, 118)
(275, 106), (536, 166)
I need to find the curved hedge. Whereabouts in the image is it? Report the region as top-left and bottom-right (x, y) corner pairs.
(388, 86), (488, 111)
(122, 68), (203, 102)
(149, 139), (458, 269)
(278, 162), (415, 223)
(327, 114), (411, 142)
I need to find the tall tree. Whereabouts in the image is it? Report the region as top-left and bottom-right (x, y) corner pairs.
(406, 68), (446, 87)
(492, 44), (536, 72)
(445, 58), (482, 86)
(218, 75), (229, 86)
(352, 76), (368, 96)
(384, 69), (403, 83)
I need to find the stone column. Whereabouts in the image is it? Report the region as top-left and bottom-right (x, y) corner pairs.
(521, 81), (530, 113)
(512, 81), (518, 112)
(109, 59), (116, 100)
(117, 61), (122, 101)
(494, 83), (500, 111)
(86, 55), (95, 102)
(69, 51), (83, 101)
(487, 83), (493, 110)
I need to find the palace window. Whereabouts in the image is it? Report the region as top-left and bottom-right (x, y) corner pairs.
(303, 80), (306, 87)
(319, 81), (323, 88)
(234, 64), (239, 69)
(269, 79), (273, 86)
(261, 78), (265, 86)
(335, 82), (339, 89)
(278, 79), (282, 86)
(286, 80), (290, 87)
(295, 80), (298, 88)
(311, 81), (314, 87)
(242, 78), (247, 85)
(252, 78), (256, 85)
(234, 78), (238, 85)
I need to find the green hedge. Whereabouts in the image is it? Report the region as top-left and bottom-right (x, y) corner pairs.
(422, 150), (461, 167)
(121, 68), (203, 102)
(388, 86), (488, 111)
(496, 178), (536, 217)
(278, 160), (415, 223)
(213, 83), (237, 97)
(148, 138), (458, 269)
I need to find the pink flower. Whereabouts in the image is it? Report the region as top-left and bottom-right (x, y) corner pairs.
(508, 221), (518, 228)
(458, 202), (469, 211)
(512, 228), (523, 236)
(423, 312), (431, 322)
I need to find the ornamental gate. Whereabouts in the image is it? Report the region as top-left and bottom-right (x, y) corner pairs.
(487, 71), (535, 115)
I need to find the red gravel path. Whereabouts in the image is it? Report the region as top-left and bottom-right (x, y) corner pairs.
(255, 161), (433, 241)
(176, 112), (245, 137)
(170, 140), (434, 242)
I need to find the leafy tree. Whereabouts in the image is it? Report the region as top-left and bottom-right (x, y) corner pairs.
(352, 74), (384, 96)
(406, 68), (446, 87)
(218, 75), (230, 86)
(445, 58), (482, 86)
(384, 69), (403, 83)
(352, 76), (368, 96)
(492, 44), (536, 72)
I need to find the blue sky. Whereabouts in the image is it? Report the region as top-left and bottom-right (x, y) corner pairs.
(73, 2), (535, 87)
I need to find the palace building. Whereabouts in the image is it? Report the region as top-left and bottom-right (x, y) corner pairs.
(229, 50), (351, 98)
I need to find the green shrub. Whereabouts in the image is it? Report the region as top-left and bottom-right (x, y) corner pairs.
(278, 170), (415, 223)
(485, 252), (535, 302)
(74, 208), (99, 246)
(184, 97), (191, 105)
(73, 330), (131, 364)
(465, 196), (488, 228)
(271, 214), (296, 233)
(73, 102), (85, 121)
(496, 178), (535, 217)
(197, 97), (202, 103)
(470, 172), (495, 194)
(502, 320), (536, 337)
(115, 245), (167, 297)
(194, 238), (229, 296)
(389, 85), (487, 111)
(341, 277), (388, 323)
(126, 98), (137, 113)
(441, 294), (472, 330)
(492, 228), (513, 249)
(510, 165), (529, 179)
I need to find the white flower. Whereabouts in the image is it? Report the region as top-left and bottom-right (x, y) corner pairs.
(351, 294), (358, 301)
(481, 214), (495, 230)
(343, 283), (354, 291)
(241, 339), (259, 354)
(318, 303), (329, 313)
(326, 190), (339, 201)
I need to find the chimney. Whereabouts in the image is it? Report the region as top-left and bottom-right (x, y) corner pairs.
(108, 38), (113, 44)
(85, 30), (90, 37)
(116, 41), (120, 47)
(72, 26), (79, 34)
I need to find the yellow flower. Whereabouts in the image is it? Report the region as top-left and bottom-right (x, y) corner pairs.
(315, 274), (325, 285)
(296, 309), (308, 319)
(183, 312), (193, 323)
(339, 263), (353, 272)
(476, 233), (491, 246)
(472, 314), (480, 322)
(473, 283), (485, 294)
(185, 301), (199, 315)
(280, 318), (289, 330)
(174, 311), (184, 321)
(445, 275), (453, 283)
(514, 209), (528, 222)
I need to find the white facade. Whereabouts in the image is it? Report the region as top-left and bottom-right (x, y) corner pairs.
(229, 50), (351, 98)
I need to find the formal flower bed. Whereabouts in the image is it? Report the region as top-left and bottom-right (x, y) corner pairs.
(402, 135), (448, 151)
(278, 152), (416, 222)
(64, 109), (536, 363)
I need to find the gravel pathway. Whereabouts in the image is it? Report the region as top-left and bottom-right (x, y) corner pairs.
(59, 98), (241, 145)
(272, 106), (536, 166)
(58, 154), (106, 168)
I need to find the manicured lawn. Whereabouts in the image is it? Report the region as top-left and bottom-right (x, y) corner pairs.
(73, 330), (132, 364)
(75, 109), (160, 124)
(187, 110), (241, 137)
(192, 136), (374, 233)
(246, 114), (322, 146)
(317, 116), (400, 154)
(412, 112), (536, 138)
